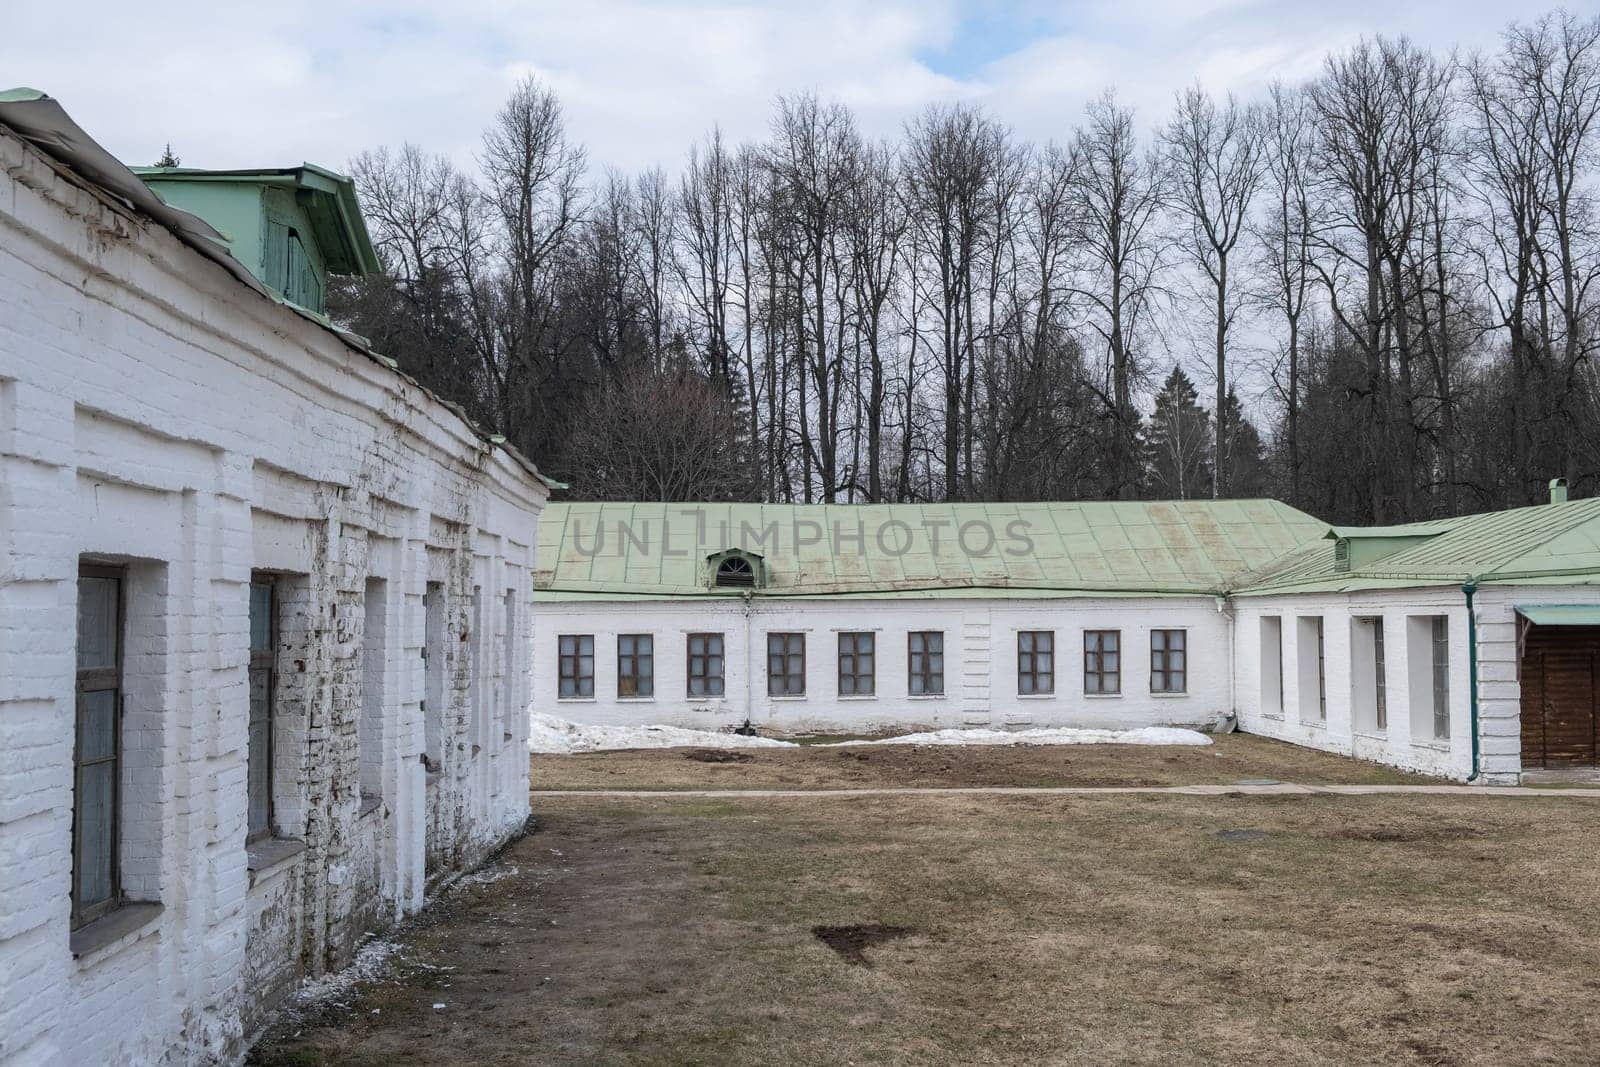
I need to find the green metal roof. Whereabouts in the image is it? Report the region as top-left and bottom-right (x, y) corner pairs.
(131, 164), (381, 276)
(1236, 498), (1600, 595)
(1516, 605), (1600, 626)
(534, 500), (1328, 600)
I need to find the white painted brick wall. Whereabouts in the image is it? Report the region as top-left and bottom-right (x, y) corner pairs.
(531, 596), (1232, 735)
(0, 126), (544, 1063)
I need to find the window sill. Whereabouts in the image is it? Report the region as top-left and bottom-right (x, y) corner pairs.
(907, 694), (947, 700)
(359, 794), (383, 820)
(837, 695), (878, 701)
(1298, 720), (1327, 730)
(1260, 712), (1284, 721)
(1412, 738), (1452, 752)
(1016, 693), (1057, 700)
(1082, 693), (1123, 699)
(769, 695), (808, 702)
(556, 697), (597, 703)
(617, 696), (657, 703)
(247, 836), (307, 887)
(685, 696), (728, 703)
(1352, 731), (1388, 742)
(72, 901), (163, 963)
(1148, 691), (1190, 698)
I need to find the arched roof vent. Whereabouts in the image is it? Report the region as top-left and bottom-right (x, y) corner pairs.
(706, 548), (765, 590)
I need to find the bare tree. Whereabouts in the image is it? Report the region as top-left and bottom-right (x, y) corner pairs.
(1162, 87), (1265, 497)
(1068, 92), (1168, 498)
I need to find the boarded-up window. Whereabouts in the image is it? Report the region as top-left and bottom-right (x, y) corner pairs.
(247, 577), (276, 841)
(908, 631), (944, 695)
(1018, 630), (1055, 695)
(1084, 630), (1120, 694)
(1150, 629), (1186, 693)
(618, 634), (654, 697)
(687, 633), (725, 697)
(74, 566), (122, 927)
(558, 635), (594, 698)
(838, 632), (875, 696)
(768, 633), (805, 696)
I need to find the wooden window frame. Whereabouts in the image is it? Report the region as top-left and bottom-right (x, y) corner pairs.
(617, 633), (655, 698)
(908, 631), (945, 696)
(767, 632), (806, 697)
(837, 632), (876, 697)
(558, 634), (595, 698)
(1083, 629), (1121, 695)
(1150, 629), (1187, 694)
(247, 575), (277, 845)
(686, 633), (725, 697)
(74, 564), (124, 929)
(1018, 630), (1055, 695)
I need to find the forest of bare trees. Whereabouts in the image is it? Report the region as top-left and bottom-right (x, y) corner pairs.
(332, 10), (1600, 523)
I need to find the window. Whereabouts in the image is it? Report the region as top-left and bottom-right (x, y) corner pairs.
(1431, 616), (1450, 740)
(1351, 616), (1387, 733)
(1018, 630), (1055, 695)
(908, 631), (944, 695)
(838, 632), (875, 696)
(1296, 616), (1326, 722)
(1150, 629), (1186, 693)
(715, 556), (756, 588)
(1084, 630), (1120, 695)
(247, 576), (276, 842)
(360, 579), (387, 804)
(503, 589), (517, 738)
(768, 633), (805, 696)
(74, 566), (123, 927)
(422, 583), (445, 766)
(618, 634), (654, 698)
(687, 633), (725, 697)
(1260, 616), (1284, 716)
(558, 635), (595, 698)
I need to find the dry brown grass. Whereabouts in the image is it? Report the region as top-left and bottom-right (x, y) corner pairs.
(251, 789), (1600, 1066)
(531, 731), (1439, 791)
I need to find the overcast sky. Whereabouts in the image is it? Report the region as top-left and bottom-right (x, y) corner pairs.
(4, 0), (1570, 178)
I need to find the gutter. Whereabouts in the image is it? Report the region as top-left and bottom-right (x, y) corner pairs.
(1462, 579), (1481, 783)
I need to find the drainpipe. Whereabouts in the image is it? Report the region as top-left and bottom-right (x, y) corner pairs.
(741, 589), (755, 729)
(1462, 578), (1481, 783)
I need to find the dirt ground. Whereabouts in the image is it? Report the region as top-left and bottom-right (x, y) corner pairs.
(251, 788), (1600, 1066)
(530, 731), (1439, 791)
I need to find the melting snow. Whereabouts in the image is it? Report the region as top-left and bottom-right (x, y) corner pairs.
(528, 712), (1210, 753)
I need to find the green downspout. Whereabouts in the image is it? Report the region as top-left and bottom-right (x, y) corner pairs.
(1462, 579), (1481, 783)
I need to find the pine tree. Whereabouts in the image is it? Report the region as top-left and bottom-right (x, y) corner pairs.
(154, 143), (180, 167)
(1146, 365), (1213, 500)
(1221, 386), (1270, 497)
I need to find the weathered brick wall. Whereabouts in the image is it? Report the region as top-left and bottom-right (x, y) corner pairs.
(0, 125), (544, 1063)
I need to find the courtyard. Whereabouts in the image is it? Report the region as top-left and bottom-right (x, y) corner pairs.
(250, 742), (1600, 1066)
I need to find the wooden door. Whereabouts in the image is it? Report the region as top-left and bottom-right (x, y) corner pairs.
(1521, 627), (1600, 769)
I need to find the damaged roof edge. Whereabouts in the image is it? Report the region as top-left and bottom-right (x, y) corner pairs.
(0, 88), (551, 492)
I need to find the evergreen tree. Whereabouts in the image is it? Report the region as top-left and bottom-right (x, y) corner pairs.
(1145, 365), (1212, 500)
(1221, 386), (1270, 497)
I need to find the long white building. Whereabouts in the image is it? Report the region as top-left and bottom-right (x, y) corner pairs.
(0, 92), (548, 1063)
(534, 496), (1600, 783)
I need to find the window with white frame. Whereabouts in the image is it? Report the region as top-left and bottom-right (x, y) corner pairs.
(1406, 615), (1451, 742)
(1350, 616), (1387, 733)
(1150, 629), (1186, 693)
(1260, 616), (1284, 716)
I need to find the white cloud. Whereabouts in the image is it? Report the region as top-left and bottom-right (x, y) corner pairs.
(1, 0), (1535, 179)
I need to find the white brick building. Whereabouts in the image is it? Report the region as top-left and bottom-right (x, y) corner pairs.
(0, 93), (548, 1063)
(534, 497), (1600, 785)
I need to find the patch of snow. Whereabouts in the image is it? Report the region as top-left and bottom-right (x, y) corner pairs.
(285, 936), (402, 1009)
(527, 712), (1210, 752)
(825, 726), (1212, 747)
(528, 713), (794, 753)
